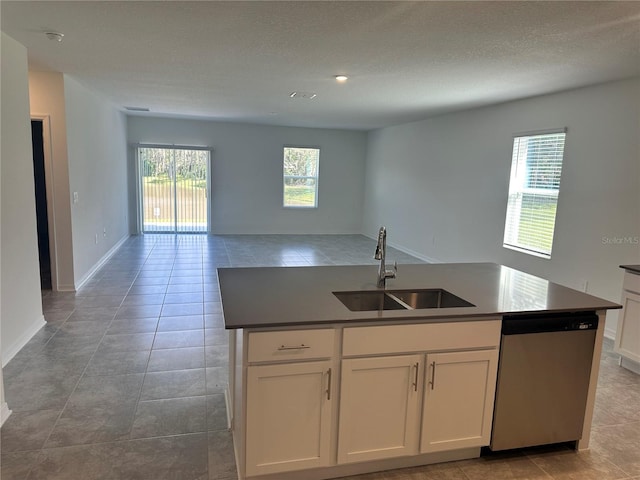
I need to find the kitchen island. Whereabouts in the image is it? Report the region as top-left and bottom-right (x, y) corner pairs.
(219, 263), (620, 480)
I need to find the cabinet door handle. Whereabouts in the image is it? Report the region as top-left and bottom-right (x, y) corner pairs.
(277, 344), (311, 351)
(412, 362), (419, 391)
(326, 368), (332, 400)
(428, 361), (436, 390)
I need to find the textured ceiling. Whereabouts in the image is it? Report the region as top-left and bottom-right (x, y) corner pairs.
(2, 1), (639, 130)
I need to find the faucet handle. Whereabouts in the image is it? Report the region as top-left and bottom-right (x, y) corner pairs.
(386, 261), (397, 279)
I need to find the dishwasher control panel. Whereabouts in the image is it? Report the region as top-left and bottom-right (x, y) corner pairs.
(502, 311), (598, 335)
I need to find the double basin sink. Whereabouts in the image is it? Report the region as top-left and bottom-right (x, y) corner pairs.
(334, 289), (474, 312)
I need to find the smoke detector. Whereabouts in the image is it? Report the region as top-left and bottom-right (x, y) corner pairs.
(45, 32), (64, 42)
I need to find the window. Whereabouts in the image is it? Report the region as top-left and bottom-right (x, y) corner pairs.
(503, 130), (566, 258)
(283, 147), (319, 208)
(137, 146), (210, 233)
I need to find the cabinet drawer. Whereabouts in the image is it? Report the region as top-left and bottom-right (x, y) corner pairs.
(248, 329), (335, 363)
(623, 271), (640, 295)
(343, 319), (501, 357)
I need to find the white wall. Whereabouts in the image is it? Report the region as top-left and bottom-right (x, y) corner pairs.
(1, 32), (46, 366)
(127, 117), (367, 234)
(363, 78), (640, 337)
(29, 71), (76, 291)
(64, 76), (129, 287)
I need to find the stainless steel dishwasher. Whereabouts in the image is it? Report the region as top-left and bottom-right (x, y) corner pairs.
(490, 311), (598, 451)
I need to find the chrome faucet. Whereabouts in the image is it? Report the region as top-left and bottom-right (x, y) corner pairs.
(374, 226), (397, 288)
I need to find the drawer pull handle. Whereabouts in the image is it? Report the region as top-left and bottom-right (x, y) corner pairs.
(277, 344), (311, 351)
(429, 361), (436, 390)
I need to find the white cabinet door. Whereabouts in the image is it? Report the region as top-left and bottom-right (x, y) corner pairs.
(616, 290), (640, 363)
(338, 355), (422, 464)
(421, 349), (498, 453)
(246, 360), (333, 476)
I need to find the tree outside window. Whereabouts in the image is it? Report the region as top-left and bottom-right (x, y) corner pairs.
(283, 147), (319, 208)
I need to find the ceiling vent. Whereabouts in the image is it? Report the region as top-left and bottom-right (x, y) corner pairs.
(124, 106), (150, 112)
(289, 92), (317, 100)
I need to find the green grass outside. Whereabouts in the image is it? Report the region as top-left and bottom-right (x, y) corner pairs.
(144, 175), (207, 189)
(142, 176), (207, 226)
(284, 185), (316, 207)
(517, 202), (557, 253)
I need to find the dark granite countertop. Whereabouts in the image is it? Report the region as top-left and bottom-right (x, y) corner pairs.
(218, 263), (621, 329)
(620, 265), (640, 275)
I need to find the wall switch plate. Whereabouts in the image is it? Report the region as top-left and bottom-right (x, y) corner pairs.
(95, 233), (98, 244)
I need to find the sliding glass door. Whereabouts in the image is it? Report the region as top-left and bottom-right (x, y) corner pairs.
(138, 146), (210, 233)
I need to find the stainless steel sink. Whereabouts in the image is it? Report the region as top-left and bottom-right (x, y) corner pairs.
(333, 288), (474, 312)
(388, 289), (475, 309)
(333, 291), (406, 312)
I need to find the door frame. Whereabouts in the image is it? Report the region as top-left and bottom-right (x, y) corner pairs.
(134, 144), (212, 234)
(31, 115), (59, 291)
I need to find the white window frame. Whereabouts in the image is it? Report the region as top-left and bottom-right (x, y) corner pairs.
(283, 146), (320, 209)
(503, 129), (567, 259)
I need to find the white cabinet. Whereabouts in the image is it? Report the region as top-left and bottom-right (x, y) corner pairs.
(339, 320), (501, 464)
(615, 270), (640, 373)
(236, 320), (502, 478)
(421, 349), (498, 453)
(246, 360), (334, 476)
(243, 328), (336, 476)
(338, 355), (422, 464)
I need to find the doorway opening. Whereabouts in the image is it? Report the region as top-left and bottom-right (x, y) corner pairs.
(31, 119), (52, 289)
(137, 146), (211, 233)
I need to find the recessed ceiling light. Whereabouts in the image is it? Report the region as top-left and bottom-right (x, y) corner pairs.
(45, 31), (64, 42)
(335, 75), (348, 83)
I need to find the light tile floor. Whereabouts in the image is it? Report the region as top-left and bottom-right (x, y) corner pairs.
(1, 234), (639, 480)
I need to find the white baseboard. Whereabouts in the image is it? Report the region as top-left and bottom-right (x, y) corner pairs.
(388, 240), (441, 264)
(1, 314), (46, 367)
(0, 402), (11, 426)
(604, 326), (617, 341)
(362, 232), (440, 264)
(74, 234), (130, 290)
(604, 311), (618, 341)
(56, 283), (77, 292)
(620, 356), (640, 375)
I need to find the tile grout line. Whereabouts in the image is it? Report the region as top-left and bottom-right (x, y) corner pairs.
(36, 236), (158, 453)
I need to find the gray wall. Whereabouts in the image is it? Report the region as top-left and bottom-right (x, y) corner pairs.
(127, 117), (367, 234)
(64, 76), (130, 287)
(363, 78), (640, 337)
(1, 32), (45, 365)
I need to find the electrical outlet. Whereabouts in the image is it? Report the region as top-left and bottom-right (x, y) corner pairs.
(73, 192), (79, 204)
(103, 228), (107, 238)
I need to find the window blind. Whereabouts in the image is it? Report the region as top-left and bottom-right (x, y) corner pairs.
(503, 131), (566, 258)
